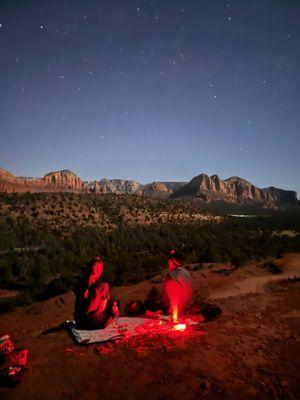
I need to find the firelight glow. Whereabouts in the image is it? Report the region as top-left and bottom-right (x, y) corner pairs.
(171, 303), (179, 323)
(173, 323), (187, 331)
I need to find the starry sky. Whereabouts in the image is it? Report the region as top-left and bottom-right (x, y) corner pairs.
(0, 0), (299, 194)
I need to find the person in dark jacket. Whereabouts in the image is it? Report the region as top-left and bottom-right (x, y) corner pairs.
(74, 257), (111, 329)
(162, 249), (192, 321)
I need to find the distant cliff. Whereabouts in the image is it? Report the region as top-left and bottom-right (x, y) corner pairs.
(0, 168), (83, 193)
(171, 173), (297, 208)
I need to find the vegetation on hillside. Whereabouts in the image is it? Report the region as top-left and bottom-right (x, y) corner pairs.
(0, 192), (300, 311)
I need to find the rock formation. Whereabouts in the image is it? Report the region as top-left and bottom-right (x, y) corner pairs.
(43, 170), (83, 190)
(98, 178), (142, 194)
(0, 168), (83, 193)
(171, 173), (298, 208)
(142, 182), (171, 199)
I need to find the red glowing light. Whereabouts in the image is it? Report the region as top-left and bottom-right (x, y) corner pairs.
(173, 323), (186, 331)
(172, 303), (179, 323)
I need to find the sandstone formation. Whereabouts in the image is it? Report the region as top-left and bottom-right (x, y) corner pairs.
(171, 173), (298, 208)
(0, 168), (83, 193)
(98, 178), (142, 194)
(43, 170), (83, 190)
(142, 181), (171, 199)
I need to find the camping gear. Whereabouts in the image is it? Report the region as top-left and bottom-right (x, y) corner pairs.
(111, 300), (120, 320)
(0, 335), (29, 386)
(124, 300), (145, 316)
(0, 335), (14, 354)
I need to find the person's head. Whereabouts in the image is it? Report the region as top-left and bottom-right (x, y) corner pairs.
(167, 249), (184, 270)
(85, 256), (103, 284)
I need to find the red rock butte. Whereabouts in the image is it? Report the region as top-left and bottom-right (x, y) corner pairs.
(0, 168), (83, 193)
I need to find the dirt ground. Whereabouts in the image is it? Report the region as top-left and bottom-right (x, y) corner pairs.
(0, 253), (299, 400)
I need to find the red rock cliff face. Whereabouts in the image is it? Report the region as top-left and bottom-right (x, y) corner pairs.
(0, 168), (83, 193)
(142, 181), (171, 199)
(171, 173), (297, 208)
(43, 170), (83, 190)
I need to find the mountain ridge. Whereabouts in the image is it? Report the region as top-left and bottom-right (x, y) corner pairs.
(0, 167), (298, 209)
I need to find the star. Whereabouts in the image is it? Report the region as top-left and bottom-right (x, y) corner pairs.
(0, 23), (2, 28)
(137, 8), (141, 12)
(227, 17), (232, 21)
(40, 25), (44, 29)
(59, 74), (64, 79)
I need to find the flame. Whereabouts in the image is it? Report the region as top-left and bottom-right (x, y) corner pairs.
(173, 323), (186, 331)
(172, 303), (178, 323)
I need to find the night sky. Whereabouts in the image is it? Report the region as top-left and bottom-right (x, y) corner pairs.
(0, 0), (299, 194)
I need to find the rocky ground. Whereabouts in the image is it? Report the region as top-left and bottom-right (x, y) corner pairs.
(0, 254), (299, 400)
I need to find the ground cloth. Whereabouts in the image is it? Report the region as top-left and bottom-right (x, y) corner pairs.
(68, 316), (200, 344)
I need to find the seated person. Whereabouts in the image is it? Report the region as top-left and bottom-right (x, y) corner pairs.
(162, 249), (192, 321)
(74, 257), (111, 329)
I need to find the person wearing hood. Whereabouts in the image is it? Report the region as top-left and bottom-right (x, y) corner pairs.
(162, 249), (193, 321)
(74, 257), (111, 329)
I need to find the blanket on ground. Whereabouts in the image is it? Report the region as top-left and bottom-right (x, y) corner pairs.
(68, 316), (201, 344)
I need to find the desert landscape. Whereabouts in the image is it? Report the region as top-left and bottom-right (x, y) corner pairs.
(0, 253), (299, 400)
(1, 0), (299, 398)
